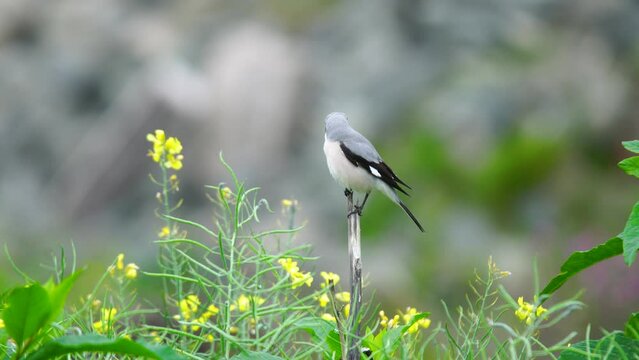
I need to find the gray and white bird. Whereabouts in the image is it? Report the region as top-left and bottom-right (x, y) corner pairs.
(323, 112), (424, 232)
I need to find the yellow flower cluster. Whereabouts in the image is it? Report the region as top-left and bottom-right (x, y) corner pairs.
(379, 310), (400, 329)
(146, 129), (184, 170)
(174, 294), (219, 332)
(318, 291), (350, 308)
(318, 291), (351, 322)
(230, 294), (266, 312)
(320, 271), (340, 287)
(108, 253), (139, 280)
(402, 307), (431, 334)
(515, 297), (547, 325)
(379, 307), (431, 334)
(278, 258), (313, 289)
(93, 307), (118, 334)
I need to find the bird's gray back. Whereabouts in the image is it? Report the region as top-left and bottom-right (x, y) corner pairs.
(325, 113), (382, 163)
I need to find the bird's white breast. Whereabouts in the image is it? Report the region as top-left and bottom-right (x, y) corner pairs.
(323, 135), (376, 193)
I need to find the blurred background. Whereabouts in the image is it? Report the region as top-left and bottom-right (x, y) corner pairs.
(1, 0), (638, 343)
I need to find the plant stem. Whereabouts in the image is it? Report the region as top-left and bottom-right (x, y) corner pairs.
(346, 192), (362, 360)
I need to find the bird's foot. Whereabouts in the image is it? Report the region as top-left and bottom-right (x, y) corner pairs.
(344, 188), (353, 198)
(347, 205), (363, 218)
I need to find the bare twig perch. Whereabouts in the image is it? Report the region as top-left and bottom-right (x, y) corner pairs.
(346, 191), (362, 360)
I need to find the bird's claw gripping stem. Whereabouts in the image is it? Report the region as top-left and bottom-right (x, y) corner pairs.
(347, 205), (363, 217)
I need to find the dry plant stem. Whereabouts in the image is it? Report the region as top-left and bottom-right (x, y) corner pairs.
(346, 191), (362, 360)
(329, 281), (348, 360)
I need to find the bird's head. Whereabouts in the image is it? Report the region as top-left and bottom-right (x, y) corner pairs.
(324, 112), (349, 139)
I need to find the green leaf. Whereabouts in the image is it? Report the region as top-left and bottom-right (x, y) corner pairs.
(382, 326), (403, 355)
(558, 332), (639, 359)
(43, 271), (83, 323)
(24, 335), (184, 360)
(3, 283), (53, 348)
(626, 313), (639, 340)
(539, 237), (623, 298)
(622, 140), (639, 154)
(400, 312), (430, 334)
(619, 156), (639, 179)
(362, 327), (384, 354)
(295, 318), (341, 358)
(619, 201), (639, 266)
(230, 351), (285, 360)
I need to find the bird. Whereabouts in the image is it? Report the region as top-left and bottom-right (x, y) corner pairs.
(323, 112), (424, 232)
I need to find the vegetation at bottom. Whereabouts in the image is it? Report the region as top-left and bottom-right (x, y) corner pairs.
(0, 131), (637, 359)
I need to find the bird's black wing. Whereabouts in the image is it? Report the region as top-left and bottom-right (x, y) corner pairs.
(339, 142), (410, 196)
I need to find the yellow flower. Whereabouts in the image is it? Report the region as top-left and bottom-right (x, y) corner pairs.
(291, 271), (313, 289)
(344, 303), (350, 317)
(122, 334), (131, 340)
(94, 307), (118, 334)
(165, 137), (183, 155)
(233, 295), (265, 312)
(124, 263), (139, 279)
(93, 320), (104, 333)
(379, 310), (400, 329)
(281, 199), (298, 213)
(146, 130), (184, 170)
(205, 304), (219, 317)
(101, 307), (118, 322)
(318, 293), (330, 308)
(515, 296), (546, 324)
(0, 319), (5, 329)
(278, 258), (299, 274)
(536, 304), (547, 317)
(206, 334), (214, 342)
(169, 174), (179, 190)
(179, 295), (200, 320)
(335, 292), (350, 303)
(147, 130), (166, 162)
(402, 307), (418, 324)
(150, 331), (162, 343)
(321, 313), (336, 322)
(116, 254), (125, 270)
(320, 271), (340, 287)
(401, 307), (430, 333)
(158, 226), (170, 238)
(229, 326), (239, 335)
(165, 153), (184, 170)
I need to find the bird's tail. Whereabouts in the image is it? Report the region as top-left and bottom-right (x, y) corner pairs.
(376, 181), (425, 232)
(398, 200), (425, 232)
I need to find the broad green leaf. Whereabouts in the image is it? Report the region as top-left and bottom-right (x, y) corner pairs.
(619, 201), (639, 266)
(230, 351), (285, 360)
(626, 313), (639, 340)
(558, 332), (639, 359)
(619, 156), (639, 179)
(362, 327), (384, 354)
(3, 283), (52, 347)
(622, 140), (639, 154)
(382, 326), (403, 356)
(539, 237), (623, 298)
(295, 318), (341, 358)
(43, 271), (83, 323)
(24, 335), (183, 360)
